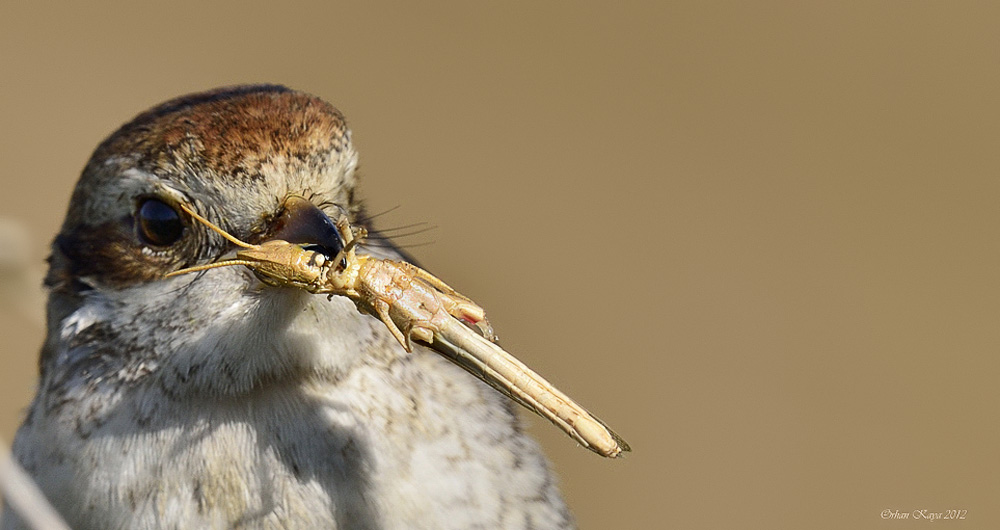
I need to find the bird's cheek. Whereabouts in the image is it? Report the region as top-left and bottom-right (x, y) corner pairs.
(53, 218), (186, 290)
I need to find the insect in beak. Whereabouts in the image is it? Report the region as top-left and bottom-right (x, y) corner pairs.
(167, 199), (631, 458)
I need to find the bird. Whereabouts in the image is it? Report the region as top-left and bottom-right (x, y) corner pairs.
(1, 85), (578, 529)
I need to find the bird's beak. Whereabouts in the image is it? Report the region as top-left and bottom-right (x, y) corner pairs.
(166, 196), (347, 289)
(264, 196), (345, 260)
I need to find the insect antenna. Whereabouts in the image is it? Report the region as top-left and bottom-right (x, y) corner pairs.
(166, 260), (261, 278)
(166, 203), (261, 278)
(177, 203), (256, 249)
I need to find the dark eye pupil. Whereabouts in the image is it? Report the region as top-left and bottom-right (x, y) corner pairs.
(138, 199), (184, 246)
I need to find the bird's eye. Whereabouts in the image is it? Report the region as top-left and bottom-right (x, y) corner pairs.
(137, 199), (184, 246)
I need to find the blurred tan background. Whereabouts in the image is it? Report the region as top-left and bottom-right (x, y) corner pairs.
(2, 2), (998, 528)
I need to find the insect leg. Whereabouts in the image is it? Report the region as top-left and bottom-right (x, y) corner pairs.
(374, 299), (410, 352)
(410, 267), (461, 295)
(406, 324), (435, 348)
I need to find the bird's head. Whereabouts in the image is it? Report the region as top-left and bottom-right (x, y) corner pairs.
(41, 85), (394, 397)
